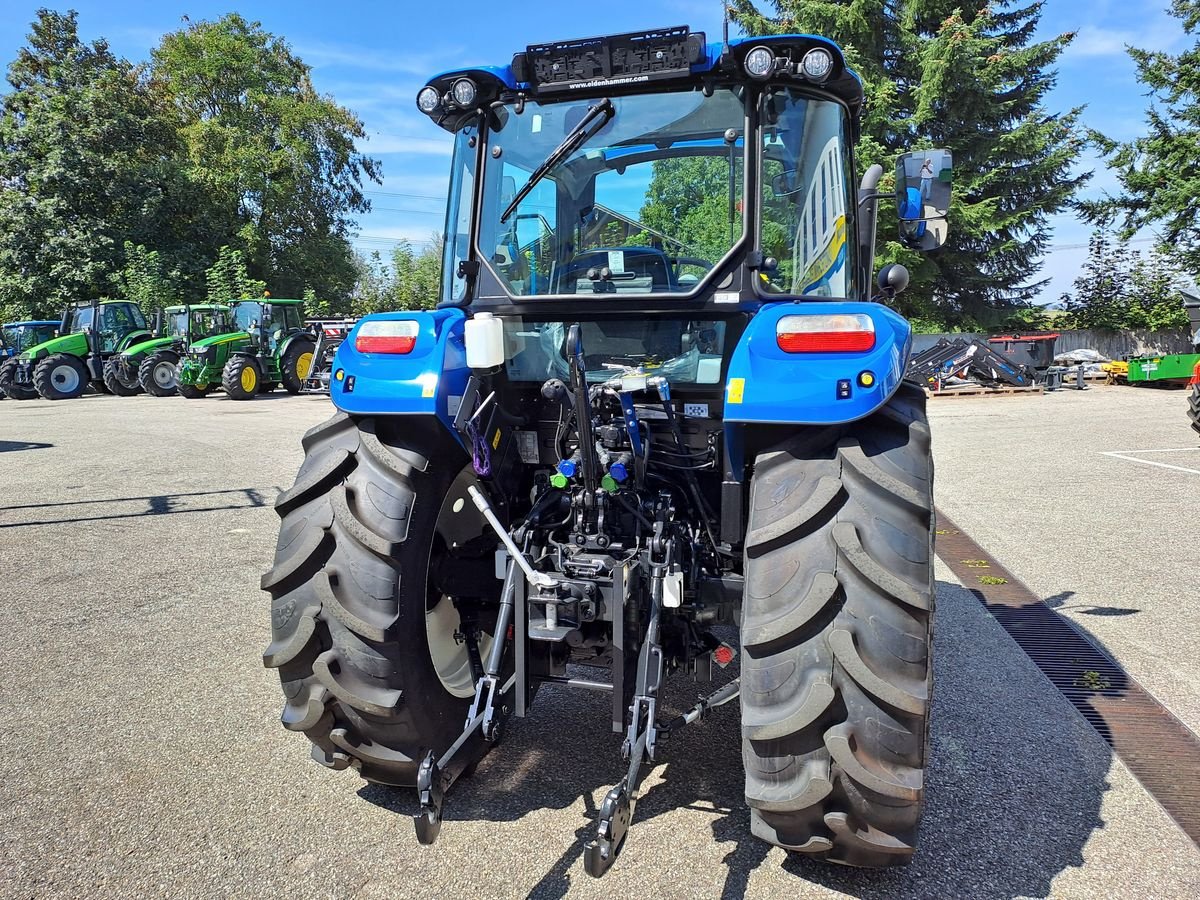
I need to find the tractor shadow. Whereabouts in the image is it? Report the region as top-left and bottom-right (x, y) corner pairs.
(0, 487), (269, 527)
(361, 579), (1113, 899)
(0, 440), (53, 452)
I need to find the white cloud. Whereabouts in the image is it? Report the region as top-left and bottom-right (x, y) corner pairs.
(1066, 18), (1186, 60)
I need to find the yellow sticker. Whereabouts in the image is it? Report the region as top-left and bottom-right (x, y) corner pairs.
(419, 373), (437, 398)
(727, 377), (745, 404)
(492, 428), (502, 449)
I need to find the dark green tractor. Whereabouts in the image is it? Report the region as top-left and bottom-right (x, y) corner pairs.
(104, 304), (233, 397)
(4, 300), (151, 400)
(176, 298), (315, 400)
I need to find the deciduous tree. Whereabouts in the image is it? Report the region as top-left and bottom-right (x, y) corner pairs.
(151, 13), (381, 303)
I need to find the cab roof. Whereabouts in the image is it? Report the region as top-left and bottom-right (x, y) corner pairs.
(3, 320), (59, 328)
(165, 304), (230, 313)
(423, 30), (863, 131)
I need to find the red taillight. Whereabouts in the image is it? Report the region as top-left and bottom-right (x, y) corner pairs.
(776, 313), (875, 353)
(355, 320), (418, 354)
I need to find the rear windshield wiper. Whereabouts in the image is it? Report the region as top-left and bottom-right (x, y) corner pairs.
(500, 98), (615, 224)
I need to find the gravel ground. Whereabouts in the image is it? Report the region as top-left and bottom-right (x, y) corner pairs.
(1, 389), (1197, 899)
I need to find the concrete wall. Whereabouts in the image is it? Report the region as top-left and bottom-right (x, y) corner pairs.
(912, 329), (1194, 359)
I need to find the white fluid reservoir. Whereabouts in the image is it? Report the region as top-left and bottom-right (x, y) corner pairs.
(465, 312), (505, 369)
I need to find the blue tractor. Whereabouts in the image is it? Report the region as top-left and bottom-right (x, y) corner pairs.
(261, 27), (949, 875)
(0, 320), (59, 399)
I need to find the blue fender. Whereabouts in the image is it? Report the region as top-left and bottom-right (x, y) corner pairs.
(330, 308), (470, 445)
(723, 301), (912, 425)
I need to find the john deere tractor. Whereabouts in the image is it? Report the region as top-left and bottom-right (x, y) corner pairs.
(176, 298), (315, 399)
(102, 304), (233, 397)
(260, 26), (951, 876)
(3, 300), (150, 400)
(0, 320), (59, 399)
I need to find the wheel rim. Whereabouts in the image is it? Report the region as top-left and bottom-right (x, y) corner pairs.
(426, 594), (492, 699)
(51, 364), (80, 393)
(296, 351), (314, 379)
(240, 366), (256, 392)
(153, 362), (177, 389)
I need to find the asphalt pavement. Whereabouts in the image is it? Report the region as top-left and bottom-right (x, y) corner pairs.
(1, 387), (1197, 898)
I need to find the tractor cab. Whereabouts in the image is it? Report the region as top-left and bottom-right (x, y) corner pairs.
(61, 300), (148, 354)
(1, 321), (59, 357)
(231, 299), (306, 353)
(163, 304), (232, 342)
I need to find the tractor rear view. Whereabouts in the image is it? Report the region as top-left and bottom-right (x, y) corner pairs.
(260, 26), (950, 876)
(3, 300), (150, 400)
(177, 298), (315, 399)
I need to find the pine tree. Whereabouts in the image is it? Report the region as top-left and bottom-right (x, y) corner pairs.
(731, 1), (1087, 326)
(1082, 0), (1200, 280)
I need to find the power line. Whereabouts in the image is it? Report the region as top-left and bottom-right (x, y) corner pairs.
(1044, 236), (1156, 253)
(364, 189), (445, 201)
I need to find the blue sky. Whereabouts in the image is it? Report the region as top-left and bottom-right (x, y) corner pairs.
(0, 0), (1188, 304)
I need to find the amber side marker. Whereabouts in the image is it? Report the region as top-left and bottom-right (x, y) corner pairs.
(935, 510), (1200, 848)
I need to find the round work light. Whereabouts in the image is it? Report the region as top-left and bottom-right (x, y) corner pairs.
(416, 86), (440, 114)
(744, 46), (775, 80)
(801, 48), (834, 82)
(452, 78), (478, 107)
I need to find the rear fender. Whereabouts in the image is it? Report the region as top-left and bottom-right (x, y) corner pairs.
(331, 309), (468, 446)
(723, 301), (911, 426)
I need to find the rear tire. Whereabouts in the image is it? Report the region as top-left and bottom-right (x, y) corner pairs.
(1189, 384), (1199, 437)
(103, 356), (141, 396)
(0, 358), (37, 400)
(222, 356), (260, 400)
(281, 340), (316, 394)
(739, 382), (933, 867)
(33, 354), (88, 400)
(139, 350), (180, 396)
(262, 413), (490, 784)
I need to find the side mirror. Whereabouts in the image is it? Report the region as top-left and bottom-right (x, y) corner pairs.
(877, 263), (910, 299)
(895, 149), (952, 250)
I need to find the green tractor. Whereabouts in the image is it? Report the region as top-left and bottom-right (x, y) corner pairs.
(176, 298), (315, 400)
(104, 304), (233, 397)
(2, 299), (151, 400)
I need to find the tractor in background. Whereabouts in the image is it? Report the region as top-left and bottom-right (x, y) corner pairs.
(176, 298), (315, 400)
(0, 320), (59, 399)
(103, 304), (233, 397)
(2, 300), (150, 400)
(300, 318), (357, 394)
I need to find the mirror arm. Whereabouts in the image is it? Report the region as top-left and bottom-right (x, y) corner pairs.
(857, 192), (892, 208)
